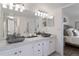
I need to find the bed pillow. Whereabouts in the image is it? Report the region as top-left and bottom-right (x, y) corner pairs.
(73, 29), (79, 36)
(66, 28), (74, 36)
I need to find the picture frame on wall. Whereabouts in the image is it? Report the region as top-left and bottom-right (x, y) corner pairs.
(63, 16), (69, 25)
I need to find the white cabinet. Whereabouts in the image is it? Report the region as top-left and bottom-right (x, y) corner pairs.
(0, 44), (33, 56)
(33, 40), (49, 56)
(48, 38), (55, 55)
(0, 48), (20, 56)
(0, 37), (56, 56)
(17, 44), (33, 56)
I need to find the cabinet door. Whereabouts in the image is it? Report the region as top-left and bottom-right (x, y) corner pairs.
(48, 39), (55, 55)
(0, 48), (19, 56)
(17, 44), (34, 56)
(0, 44), (33, 56)
(33, 42), (42, 56)
(41, 40), (49, 56)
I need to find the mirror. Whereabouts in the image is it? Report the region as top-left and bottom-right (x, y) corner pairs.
(42, 17), (54, 27)
(7, 16), (15, 35)
(1, 4), (54, 39)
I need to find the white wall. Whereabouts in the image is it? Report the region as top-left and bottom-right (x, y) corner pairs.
(0, 4), (4, 40)
(62, 4), (79, 28)
(51, 8), (63, 55)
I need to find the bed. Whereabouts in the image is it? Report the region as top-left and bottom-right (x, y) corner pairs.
(64, 25), (79, 46)
(64, 36), (79, 46)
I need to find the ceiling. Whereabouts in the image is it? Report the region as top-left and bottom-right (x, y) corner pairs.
(63, 3), (79, 19)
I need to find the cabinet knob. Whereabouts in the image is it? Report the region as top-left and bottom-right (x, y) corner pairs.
(42, 43), (44, 45)
(38, 50), (40, 51)
(19, 51), (22, 53)
(38, 44), (40, 46)
(50, 41), (52, 43)
(14, 52), (17, 55)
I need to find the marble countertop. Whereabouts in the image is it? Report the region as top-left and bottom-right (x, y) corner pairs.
(0, 35), (54, 51)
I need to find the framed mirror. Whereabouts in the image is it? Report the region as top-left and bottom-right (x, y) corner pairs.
(42, 16), (54, 27)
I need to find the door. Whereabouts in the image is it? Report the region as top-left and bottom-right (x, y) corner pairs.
(17, 44), (34, 56)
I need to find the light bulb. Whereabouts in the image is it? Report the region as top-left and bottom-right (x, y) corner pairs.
(15, 7), (18, 11)
(45, 13), (48, 17)
(9, 3), (14, 10)
(2, 4), (7, 8)
(9, 6), (13, 10)
(20, 9), (23, 12)
(40, 12), (43, 17)
(35, 12), (37, 16)
(43, 13), (46, 17)
(15, 5), (20, 11)
(37, 11), (40, 16)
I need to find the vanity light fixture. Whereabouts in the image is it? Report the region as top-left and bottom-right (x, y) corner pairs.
(34, 10), (48, 18)
(20, 9), (23, 12)
(1, 3), (25, 12)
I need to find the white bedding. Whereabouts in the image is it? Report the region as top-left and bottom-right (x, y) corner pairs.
(64, 36), (79, 45)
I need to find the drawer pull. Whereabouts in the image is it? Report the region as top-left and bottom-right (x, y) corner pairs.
(38, 44), (40, 46)
(14, 52), (17, 54)
(38, 50), (40, 51)
(19, 51), (22, 53)
(42, 43), (44, 45)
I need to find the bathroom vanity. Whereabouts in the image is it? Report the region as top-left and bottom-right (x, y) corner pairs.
(0, 36), (56, 56)
(0, 4), (57, 56)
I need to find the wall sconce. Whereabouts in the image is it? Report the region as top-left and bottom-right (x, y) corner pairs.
(34, 10), (53, 19)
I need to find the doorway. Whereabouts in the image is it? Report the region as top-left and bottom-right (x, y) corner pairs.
(62, 3), (79, 56)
